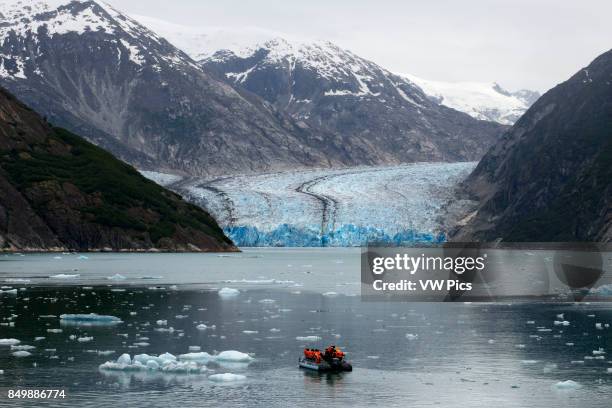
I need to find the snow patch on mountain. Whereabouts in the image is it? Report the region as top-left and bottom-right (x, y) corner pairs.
(133, 15), (537, 125)
(400, 74), (539, 125)
(0, 0), (198, 78)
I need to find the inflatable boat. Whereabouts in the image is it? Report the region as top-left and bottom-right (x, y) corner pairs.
(299, 346), (352, 372)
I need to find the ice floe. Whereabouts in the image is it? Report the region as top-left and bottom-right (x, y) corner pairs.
(208, 373), (246, 382)
(296, 336), (321, 342)
(553, 380), (581, 390)
(60, 314), (122, 326)
(47, 329), (62, 333)
(178, 350), (253, 363)
(10, 345), (34, 350)
(100, 353), (206, 373)
(218, 287), (240, 297)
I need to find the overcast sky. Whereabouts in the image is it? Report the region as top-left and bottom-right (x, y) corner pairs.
(105, 0), (612, 92)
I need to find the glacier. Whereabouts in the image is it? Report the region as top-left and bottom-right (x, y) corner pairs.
(144, 162), (475, 247)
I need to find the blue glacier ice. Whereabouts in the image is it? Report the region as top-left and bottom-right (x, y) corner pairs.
(225, 224), (446, 247)
(154, 163), (474, 247)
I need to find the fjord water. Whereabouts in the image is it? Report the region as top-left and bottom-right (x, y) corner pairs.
(0, 250), (611, 407)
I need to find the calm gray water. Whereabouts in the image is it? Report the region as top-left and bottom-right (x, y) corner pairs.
(0, 250), (611, 407)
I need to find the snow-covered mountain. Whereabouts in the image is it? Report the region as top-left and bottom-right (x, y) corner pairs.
(135, 16), (505, 163)
(134, 16), (538, 126)
(400, 74), (540, 125)
(0, 0), (358, 176)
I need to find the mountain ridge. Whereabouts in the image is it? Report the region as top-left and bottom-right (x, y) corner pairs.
(450, 48), (612, 242)
(134, 16), (538, 126)
(0, 86), (237, 252)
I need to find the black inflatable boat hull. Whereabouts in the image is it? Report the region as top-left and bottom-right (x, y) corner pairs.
(299, 357), (352, 372)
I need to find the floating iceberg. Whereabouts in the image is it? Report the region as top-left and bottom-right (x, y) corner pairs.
(60, 314), (122, 326)
(178, 350), (253, 364)
(100, 353), (206, 374)
(178, 352), (214, 362)
(296, 336), (321, 342)
(218, 287), (240, 297)
(208, 373), (246, 382)
(553, 380), (582, 390)
(10, 345), (34, 351)
(216, 351), (254, 362)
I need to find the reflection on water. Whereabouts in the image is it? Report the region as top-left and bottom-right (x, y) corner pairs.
(0, 251), (611, 407)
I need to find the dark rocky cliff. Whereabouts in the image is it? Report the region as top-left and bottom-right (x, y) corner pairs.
(451, 49), (612, 242)
(0, 87), (237, 252)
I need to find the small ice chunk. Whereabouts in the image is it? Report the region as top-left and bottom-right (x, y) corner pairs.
(406, 334), (418, 340)
(196, 324), (215, 330)
(117, 353), (131, 365)
(595, 323), (603, 330)
(77, 336), (93, 343)
(242, 330), (258, 334)
(296, 336), (321, 342)
(208, 373), (246, 382)
(12, 351), (31, 357)
(34, 337), (45, 341)
(107, 274), (126, 281)
(47, 329), (62, 333)
(216, 350), (254, 362)
(178, 352), (214, 362)
(218, 287), (240, 297)
(554, 320), (570, 326)
(553, 380), (581, 390)
(0, 339), (20, 346)
(11, 345), (35, 351)
(258, 299), (276, 303)
(49, 274), (80, 279)
(188, 346), (201, 351)
(323, 292), (338, 296)
(269, 328), (281, 333)
(156, 320), (168, 326)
